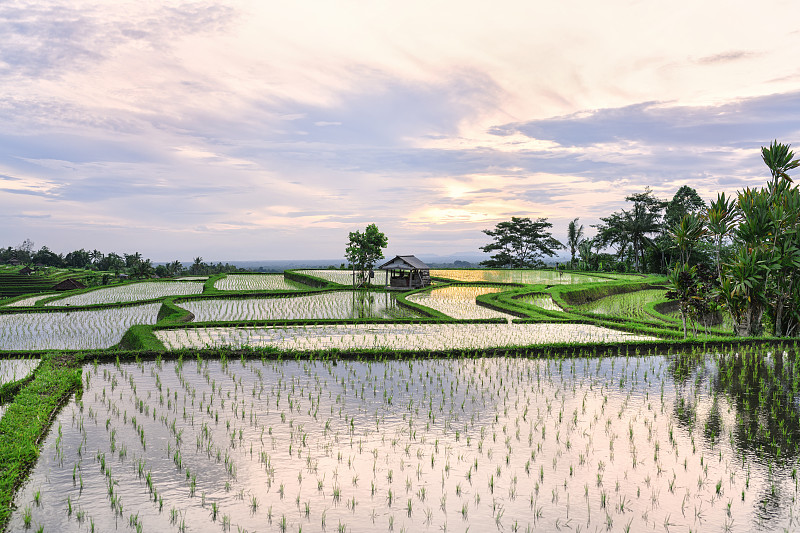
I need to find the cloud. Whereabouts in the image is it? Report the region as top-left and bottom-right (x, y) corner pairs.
(0, 1), (236, 78)
(489, 91), (800, 148)
(696, 50), (755, 64)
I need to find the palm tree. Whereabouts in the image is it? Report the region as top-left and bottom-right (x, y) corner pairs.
(621, 202), (661, 272)
(704, 192), (736, 279)
(567, 218), (584, 269)
(89, 249), (103, 265)
(577, 238), (593, 270)
(762, 140), (799, 184)
(167, 260), (184, 276)
(190, 257), (205, 275)
(669, 213), (706, 267)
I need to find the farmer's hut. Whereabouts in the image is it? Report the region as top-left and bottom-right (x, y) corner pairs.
(378, 255), (431, 290)
(52, 278), (86, 291)
(19, 266), (33, 275)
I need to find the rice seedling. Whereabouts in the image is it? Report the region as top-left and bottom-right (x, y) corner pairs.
(214, 274), (304, 291)
(157, 322), (658, 351)
(11, 349), (800, 532)
(0, 304), (160, 350)
(176, 291), (418, 322)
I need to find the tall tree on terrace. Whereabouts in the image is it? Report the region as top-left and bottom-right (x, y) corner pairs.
(622, 188), (666, 272)
(567, 218), (584, 269)
(664, 186), (707, 229)
(577, 238), (593, 270)
(594, 188), (666, 272)
(593, 212), (630, 264)
(345, 223), (388, 288)
(480, 217), (563, 268)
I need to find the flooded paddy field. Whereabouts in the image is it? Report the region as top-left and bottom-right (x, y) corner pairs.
(406, 286), (515, 320)
(12, 352), (800, 532)
(577, 290), (668, 319)
(213, 275), (306, 292)
(0, 304), (161, 350)
(0, 357), (39, 418)
(46, 282), (205, 307)
(176, 292), (418, 322)
(156, 323), (657, 351)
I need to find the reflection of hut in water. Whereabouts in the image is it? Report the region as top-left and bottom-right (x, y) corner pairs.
(378, 255), (431, 290)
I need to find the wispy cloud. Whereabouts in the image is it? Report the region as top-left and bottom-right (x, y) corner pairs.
(2, 1), (800, 260)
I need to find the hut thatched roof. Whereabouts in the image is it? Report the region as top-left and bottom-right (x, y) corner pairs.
(378, 255), (430, 271)
(52, 278), (86, 291)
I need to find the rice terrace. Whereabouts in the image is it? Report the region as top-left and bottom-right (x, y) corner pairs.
(1, 247), (800, 533)
(4, 143), (800, 533)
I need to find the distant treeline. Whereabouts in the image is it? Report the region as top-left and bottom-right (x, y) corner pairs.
(0, 241), (249, 278)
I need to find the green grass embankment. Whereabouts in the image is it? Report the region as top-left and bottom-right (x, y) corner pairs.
(0, 354), (82, 527)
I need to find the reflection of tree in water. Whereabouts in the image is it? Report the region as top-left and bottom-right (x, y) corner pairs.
(669, 348), (800, 524)
(669, 349), (800, 461)
(715, 350), (800, 463)
(350, 290), (376, 319)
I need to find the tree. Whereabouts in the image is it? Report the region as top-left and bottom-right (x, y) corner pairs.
(64, 249), (91, 268)
(167, 260), (184, 276)
(664, 185), (706, 230)
(189, 257), (206, 275)
(596, 188), (666, 273)
(32, 246), (62, 267)
(711, 141), (800, 337)
(125, 252), (142, 269)
(669, 213), (706, 267)
(345, 224), (388, 288)
(567, 218), (584, 268)
(133, 258), (154, 278)
(90, 249), (104, 266)
(98, 252), (124, 272)
(577, 238), (594, 270)
(762, 139), (800, 184)
(704, 192), (736, 279)
(480, 217), (563, 268)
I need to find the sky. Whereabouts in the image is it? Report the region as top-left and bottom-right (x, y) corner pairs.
(2, 0), (800, 261)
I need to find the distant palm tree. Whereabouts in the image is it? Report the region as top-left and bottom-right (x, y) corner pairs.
(622, 202), (661, 272)
(190, 257), (205, 275)
(167, 260), (184, 276)
(567, 218), (584, 269)
(577, 238), (593, 270)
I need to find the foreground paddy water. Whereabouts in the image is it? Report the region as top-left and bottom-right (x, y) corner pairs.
(12, 353), (800, 532)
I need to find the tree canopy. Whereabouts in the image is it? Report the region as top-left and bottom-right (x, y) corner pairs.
(480, 216), (563, 268)
(345, 223), (388, 287)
